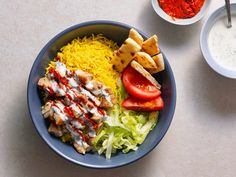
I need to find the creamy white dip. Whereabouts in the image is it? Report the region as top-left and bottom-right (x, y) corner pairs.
(208, 15), (236, 71)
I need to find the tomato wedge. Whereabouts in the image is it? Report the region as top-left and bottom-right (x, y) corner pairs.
(122, 96), (164, 111)
(122, 66), (161, 100)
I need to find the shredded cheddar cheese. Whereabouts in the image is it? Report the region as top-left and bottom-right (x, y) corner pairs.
(46, 34), (119, 92)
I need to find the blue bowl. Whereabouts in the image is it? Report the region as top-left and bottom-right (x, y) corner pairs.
(27, 20), (176, 168)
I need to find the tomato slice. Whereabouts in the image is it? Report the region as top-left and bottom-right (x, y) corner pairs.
(122, 66), (161, 100)
(122, 96), (164, 111)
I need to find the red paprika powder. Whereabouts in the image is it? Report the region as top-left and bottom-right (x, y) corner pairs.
(158, 0), (205, 19)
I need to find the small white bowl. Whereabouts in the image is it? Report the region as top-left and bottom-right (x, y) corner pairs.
(200, 3), (236, 79)
(151, 0), (211, 25)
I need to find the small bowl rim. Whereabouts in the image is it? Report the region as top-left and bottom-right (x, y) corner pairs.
(200, 3), (236, 79)
(151, 0), (211, 25)
(27, 20), (177, 168)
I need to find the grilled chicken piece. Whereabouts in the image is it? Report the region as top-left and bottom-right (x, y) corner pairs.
(85, 80), (103, 94)
(90, 115), (103, 123)
(48, 123), (63, 137)
(53, 112), (65, 125)
(41, 102), (53, 118)
(73, 142), (91, 154)
(38, 77), (51, 89)
(75, 92), (89, 103)
(75, 70), (93, 85)
(85, 81), (116, 108)
(100, 97), (113, 108)
(61, 125), (69, 134)
(96, 122), (103, 131)
(105, 88), (116, 104)
(99, 88), (116, 108)
(64, 89), (88, 106)
(87, 137), (95, 146)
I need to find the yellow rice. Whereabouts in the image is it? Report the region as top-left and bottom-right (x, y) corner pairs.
(46, 34), (119, 92)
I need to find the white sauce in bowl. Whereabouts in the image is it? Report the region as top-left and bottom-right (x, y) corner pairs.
(208, 15), (236, 71)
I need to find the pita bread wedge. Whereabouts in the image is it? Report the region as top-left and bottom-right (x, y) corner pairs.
(130, 60), (161, 89)
(142, 35), (160, 56)
(112, 38), (141, 72)
(148, 53), (165, 74)
(129, 28), (144, 46)
(134, 52), (157, 69)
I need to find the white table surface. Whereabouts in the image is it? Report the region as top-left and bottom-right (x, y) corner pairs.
(1, 1), (236, 177)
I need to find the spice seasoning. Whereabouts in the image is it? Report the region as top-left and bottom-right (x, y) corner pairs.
(158, 0), (205, 19)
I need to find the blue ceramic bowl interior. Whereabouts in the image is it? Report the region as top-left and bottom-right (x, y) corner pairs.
(27, 20), (176, 168)
(151, 0), (211, 25)
(200, 3), (236, 79)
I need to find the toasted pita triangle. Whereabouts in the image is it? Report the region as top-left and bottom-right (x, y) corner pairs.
(129, 28), (144, 46)
(148, 53), (165, 74)
(112, 38), (141, 72)
(142, 35), (160, 56)
(134, 52), (157, 69)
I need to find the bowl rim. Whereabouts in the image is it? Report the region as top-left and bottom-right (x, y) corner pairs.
(200, 3), (236, 79)
(27, 20), (176, 169)
(151, 0), (211, 25)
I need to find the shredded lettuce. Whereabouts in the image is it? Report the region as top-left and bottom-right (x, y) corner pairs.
(93, 79), (158, 159)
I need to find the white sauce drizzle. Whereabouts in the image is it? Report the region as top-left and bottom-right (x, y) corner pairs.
(85, 81), (113, 105)
(55, 61), (67, 77)
(71, 120), (84, 130)
(68, 78), (78, 87)
(88, 128), (96, 137)
(50, 80), (65, 96)
(51, 102), (68, 122)
(79, 86), (101, 106)
(70, 103), (83, 117)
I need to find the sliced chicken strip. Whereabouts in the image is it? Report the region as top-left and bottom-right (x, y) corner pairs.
(48, 123), (63, 137)
(75, 70), (93, 85)
(73, 141), (91, 154)
(85, 80), (116, 108)
(41, 101), (53, 118)
(38, 77), (52, 89)
(100, 97), (113, 108)
(85, 80), (103, 94)
(90, 115), (103, 123)
(73, 142), (86, 154)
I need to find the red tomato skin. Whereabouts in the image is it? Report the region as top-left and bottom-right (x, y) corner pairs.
(122, 66), (161, 100)
(122, 96), (164, 111)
